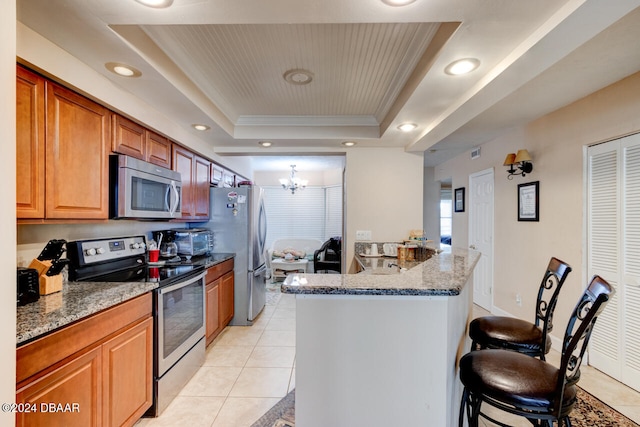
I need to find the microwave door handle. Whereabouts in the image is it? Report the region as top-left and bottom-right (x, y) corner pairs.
(169, 181), (180, 216)
(164, 185), (171, 212)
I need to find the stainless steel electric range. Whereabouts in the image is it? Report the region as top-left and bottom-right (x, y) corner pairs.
(67, 235), (206, 417)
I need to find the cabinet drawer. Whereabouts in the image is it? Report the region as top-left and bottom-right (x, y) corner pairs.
(205, 259), (234, 283)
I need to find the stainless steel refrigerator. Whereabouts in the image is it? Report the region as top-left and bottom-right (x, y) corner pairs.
(199, 186), (267, 325)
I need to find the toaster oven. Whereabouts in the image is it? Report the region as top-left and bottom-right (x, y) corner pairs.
(173, 229), (213, 256)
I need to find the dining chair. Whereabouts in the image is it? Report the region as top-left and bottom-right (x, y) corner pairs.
(459, 275), (614, 427)
(469, 257), (572, 360)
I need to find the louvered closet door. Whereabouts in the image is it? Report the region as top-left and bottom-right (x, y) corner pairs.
(588, 133), (640, 392)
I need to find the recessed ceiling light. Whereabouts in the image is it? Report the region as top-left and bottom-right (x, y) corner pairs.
(192, 124), (210, 131)
(381, 0), (417, 6)
(342, 141), (357, 147)
(105, 62), (142, 78)
(259, 141), (273, 147)
(283, 69), (314, 85)
(134, 0), (174, 8)
(445, 58), (480, 75)
(398, 123), (418, 132)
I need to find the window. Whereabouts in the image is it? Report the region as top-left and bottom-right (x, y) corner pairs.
(263, 185), (342, 250)
(440, 188), (452, 240)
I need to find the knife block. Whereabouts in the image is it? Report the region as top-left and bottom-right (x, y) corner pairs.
(39, 274), (63, 295)
(28, 259), (63, 295)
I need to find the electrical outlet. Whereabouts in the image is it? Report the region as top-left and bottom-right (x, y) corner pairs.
(516, 293), (522, 306)
(355, 230), (372, 241)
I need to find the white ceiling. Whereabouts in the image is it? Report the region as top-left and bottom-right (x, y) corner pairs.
(16, 0), (640, 170)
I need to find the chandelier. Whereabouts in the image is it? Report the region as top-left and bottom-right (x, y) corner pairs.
(280, 165), (308, 194)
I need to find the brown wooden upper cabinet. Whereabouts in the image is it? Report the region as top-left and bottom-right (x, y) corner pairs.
(112, 114), (172, 169)
(16, 65), (111, 220)
(172, 145), (210, 221)
(16, 66), (45, 219)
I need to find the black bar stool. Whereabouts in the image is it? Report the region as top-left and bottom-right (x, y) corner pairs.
(469, 257), (572, 360)
(459, 275), (614, 427)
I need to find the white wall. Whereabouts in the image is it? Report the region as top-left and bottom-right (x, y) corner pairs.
(2, 2), (17, 425)
(434, 71), (640, 345)
(345, 148), (424, 272)
(422, 166), (441, 242)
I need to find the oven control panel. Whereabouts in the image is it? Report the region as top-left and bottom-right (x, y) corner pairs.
(68, 236), (147, 266)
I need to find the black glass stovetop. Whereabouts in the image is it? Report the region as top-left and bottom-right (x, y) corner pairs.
(73, 258), (204, 287)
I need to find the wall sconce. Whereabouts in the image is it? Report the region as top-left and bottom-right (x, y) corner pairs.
(504, 149), (533, 179)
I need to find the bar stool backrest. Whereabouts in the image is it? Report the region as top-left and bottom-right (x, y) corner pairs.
(554, 275), (614, 416)
(535, 257), (572, 350)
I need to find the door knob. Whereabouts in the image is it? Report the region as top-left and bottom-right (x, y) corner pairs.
(469, 244), (477, 250)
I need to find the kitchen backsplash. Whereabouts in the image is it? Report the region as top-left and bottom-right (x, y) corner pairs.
(17, 221), (189, 267)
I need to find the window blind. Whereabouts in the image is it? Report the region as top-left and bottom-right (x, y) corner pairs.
(263, 186), (342, 250)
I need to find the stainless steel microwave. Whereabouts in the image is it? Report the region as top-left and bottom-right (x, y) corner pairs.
(110, 154), (182, 219)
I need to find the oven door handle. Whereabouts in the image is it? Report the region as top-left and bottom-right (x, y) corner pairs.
(158, 271), (206, 295)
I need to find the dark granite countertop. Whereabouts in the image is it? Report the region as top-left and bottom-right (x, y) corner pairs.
(16, 253), (235, 345)
(189, 253), (235, 269)
(282, 245), (480, 296)
(16, 280), (158, 345)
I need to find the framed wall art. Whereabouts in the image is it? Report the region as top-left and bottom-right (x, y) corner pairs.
(454, 187), (465, 213)
(518, 181), (539, 221)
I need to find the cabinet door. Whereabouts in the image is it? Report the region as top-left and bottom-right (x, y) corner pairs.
(146, 132), (172, 168)
(172, 145), (194, 219)
(206, 280), (221, 346)
(194, 155), (211, 220)
(16, 347), (102, 427)
(112, 114), (145, 159)
(46, 82), (110, 219)
(220, 272), (235, 326)
(102, 317), (153, 427)
(16, 66), (45, 219)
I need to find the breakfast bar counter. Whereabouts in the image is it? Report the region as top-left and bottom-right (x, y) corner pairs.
(281, 246), (480, 427)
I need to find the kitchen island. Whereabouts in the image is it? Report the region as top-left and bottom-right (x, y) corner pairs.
(281, 246), (480, 427)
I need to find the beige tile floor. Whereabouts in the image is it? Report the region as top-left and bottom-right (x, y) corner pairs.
(137, 294), (640, 427)
(136, 289), (295, 427)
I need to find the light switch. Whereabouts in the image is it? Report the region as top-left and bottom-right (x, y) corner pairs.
(356, 230), (372, 241)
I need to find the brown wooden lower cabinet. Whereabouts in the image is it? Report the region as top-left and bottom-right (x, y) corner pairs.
(16, 294), (153, 427)
(205, 259), (234, 345)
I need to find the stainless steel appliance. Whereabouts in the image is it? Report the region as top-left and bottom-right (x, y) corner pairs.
(66, 235), (205, 417)
(110, 154), (182, 220)
(192, 186), (267, 325)
(173, 228), (213, 256)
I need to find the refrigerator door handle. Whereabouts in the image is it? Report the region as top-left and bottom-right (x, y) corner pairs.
(254, 263), (267, 276)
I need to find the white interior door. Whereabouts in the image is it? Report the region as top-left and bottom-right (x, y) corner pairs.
(588, 133), (640, 392)
(469, 169), (494, 311)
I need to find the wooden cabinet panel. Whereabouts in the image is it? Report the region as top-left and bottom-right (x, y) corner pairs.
(172, 145), (194, 219)
(112, 114), (146, 159)
(172, 145), (210, 220)
(194, 155), (211, 220)
(16, 66), (45, 219)
(16, 347), (102, 427)
(220, 272), (235, 326)
(210, 164), (223, 186)
(112, 114), (172, 169)
(45, 82), (110, 219)
(102, 317), (153, 427)
(206, 280), (220, 346)
(146, 131), (171, 168)
(205, 259), (234, 345)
